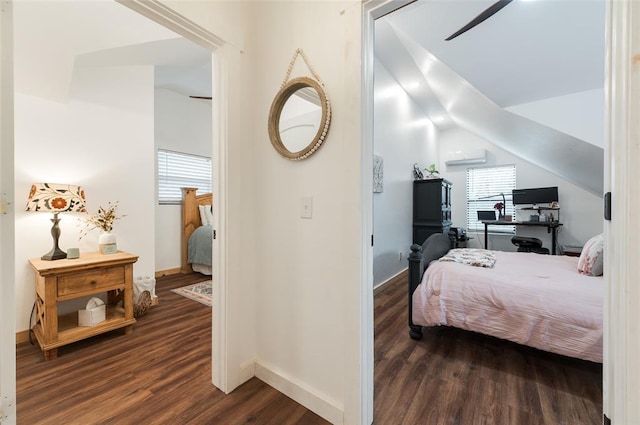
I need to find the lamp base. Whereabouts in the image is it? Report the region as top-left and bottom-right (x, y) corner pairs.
(41, 212), (67, 260)
(41, 247), (67, 261)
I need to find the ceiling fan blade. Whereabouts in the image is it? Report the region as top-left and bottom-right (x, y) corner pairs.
(445, 0), (513, 41)
(189, 95), (212, 100)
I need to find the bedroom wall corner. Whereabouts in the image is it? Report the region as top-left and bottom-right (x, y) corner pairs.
(13, 64), (157, 331)
(372, 59), (439, 288)
(12, 0), (184, 333)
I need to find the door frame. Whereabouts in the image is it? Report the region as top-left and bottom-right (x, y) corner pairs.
(603, 1), (640, 422)
(116, 0), (229, 393)
(361, 1), (415, 424)
(0, 0), (16, 422)
(362, 0), (640, 424)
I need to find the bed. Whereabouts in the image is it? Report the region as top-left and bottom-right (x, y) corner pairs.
(408, 233), (603, 363)
(181, 187), (213, 275)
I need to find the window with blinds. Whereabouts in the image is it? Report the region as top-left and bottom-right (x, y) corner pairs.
(466, 165), (516, 233)
(157, 149), (212, 205)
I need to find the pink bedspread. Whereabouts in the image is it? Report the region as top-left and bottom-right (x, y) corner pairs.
(412, 251), (603, 363)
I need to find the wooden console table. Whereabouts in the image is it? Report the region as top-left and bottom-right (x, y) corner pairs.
(28, 251), (138, 360)
(482, 220), (563, 255)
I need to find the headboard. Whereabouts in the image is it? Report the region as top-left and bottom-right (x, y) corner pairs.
(407, 233), (451, 339)
(181, 187), (213, 273)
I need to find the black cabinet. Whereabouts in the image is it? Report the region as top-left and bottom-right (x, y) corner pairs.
(413, 178), (452, 245)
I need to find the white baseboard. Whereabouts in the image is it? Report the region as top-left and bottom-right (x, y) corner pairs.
(255, 361), (344, 425)
(220, 359), (257, 394)
(237, 361), (256, 389)
(373, 267), (407, 295)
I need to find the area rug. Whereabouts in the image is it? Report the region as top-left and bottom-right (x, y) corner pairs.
(171, 281), (212, 307)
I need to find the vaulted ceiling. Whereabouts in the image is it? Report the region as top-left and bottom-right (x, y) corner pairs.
(382, 0), (605, 108)
(375, 0), (606, 196)
(14, 1), (211, 102)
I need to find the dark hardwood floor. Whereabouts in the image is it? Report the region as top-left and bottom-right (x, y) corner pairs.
(17, 271), (603, 424)
(373, 273), (603, 425)
(16, 273), (328, 425)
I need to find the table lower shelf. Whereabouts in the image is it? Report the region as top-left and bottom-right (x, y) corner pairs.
(33, 305), (135, 357)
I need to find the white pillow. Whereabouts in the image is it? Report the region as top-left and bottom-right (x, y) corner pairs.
(577, 233), (604, 276)
(198, 204), (213, 226)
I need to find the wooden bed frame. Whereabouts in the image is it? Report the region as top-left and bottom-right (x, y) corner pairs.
(181, 187), (213, 273)
(407, 233), (452, 340)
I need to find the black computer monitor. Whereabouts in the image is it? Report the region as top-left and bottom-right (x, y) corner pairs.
(512, 186), (558, 205)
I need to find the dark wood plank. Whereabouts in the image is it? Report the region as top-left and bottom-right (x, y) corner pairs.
(17, 270), (603, 424)
(17, 272), (329, 425)
(373, 274), (603, 425)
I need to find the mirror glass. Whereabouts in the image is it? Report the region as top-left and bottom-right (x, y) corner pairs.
(278, 88), (322, 153)
(268, 77), (331, 160)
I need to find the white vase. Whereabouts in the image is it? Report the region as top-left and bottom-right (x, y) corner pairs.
(98, 232), (117, 254)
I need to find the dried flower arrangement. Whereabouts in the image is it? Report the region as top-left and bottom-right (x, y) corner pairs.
(80, 201), (125, 239)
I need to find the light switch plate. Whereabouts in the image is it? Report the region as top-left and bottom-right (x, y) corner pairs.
(301, 196), (313, 219)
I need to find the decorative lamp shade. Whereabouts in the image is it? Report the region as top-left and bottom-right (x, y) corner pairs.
(26, 183), (86, 213)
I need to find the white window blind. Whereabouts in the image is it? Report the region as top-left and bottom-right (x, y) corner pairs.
(157, 149), (212, 205)
(466, 165), (516, 233)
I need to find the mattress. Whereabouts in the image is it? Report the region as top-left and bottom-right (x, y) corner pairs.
(412, 250), (603, 362)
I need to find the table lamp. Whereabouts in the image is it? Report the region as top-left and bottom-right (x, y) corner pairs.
(26, 183), (86, 260)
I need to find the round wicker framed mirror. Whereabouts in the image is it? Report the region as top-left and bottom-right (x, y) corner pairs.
(268, 76), (331, 161)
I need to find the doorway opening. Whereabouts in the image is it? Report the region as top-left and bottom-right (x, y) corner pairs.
(365, 0), (605, 423)
(10, 2), (228, 422)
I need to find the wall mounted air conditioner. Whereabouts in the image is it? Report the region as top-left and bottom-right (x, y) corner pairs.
(444, 148), (487, 166)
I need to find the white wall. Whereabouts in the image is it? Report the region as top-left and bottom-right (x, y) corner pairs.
(506, 88), (604, 148)
(14, 65), (156, 331)
(373, 61), (438, 287)
(247, 3), (362, 422)
(154, 88), (212, 272)
(439, 127), (603, 252)
(150, 7), (367, 423)
(11, 0), (184, 333)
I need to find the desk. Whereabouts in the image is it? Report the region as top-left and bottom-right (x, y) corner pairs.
(482, 221), (563, 255)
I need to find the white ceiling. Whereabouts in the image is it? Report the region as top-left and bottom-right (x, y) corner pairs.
(378, 0), (605, 108)
(76, 37), (212, 98)
(14, 0), (212, 101)
(375, 0), (606, 195)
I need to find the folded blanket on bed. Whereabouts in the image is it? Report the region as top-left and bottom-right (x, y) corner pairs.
(438, 248), (496, 268)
